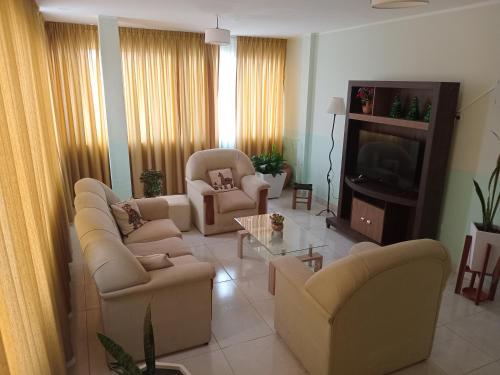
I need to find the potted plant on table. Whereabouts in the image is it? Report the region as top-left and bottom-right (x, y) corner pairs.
(356, 87), (375, 114)
(251, 145), (286, 199)
(140, 170), (164, 198)
(98, 304), (191, 375)
(270, 213), (285, 232)
(469, 131), (500, 275)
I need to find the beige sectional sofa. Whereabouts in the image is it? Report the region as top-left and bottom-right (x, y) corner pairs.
(73, 178), (215, 361)
(272, 239), (451, 375)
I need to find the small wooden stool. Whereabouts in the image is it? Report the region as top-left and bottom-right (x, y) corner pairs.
(292, 183), (313, 210)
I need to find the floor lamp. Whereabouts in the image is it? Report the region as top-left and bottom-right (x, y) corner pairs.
(317, 97), (345, 216)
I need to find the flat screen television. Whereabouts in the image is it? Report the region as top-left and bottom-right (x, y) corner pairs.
(356, 130), (424, 192)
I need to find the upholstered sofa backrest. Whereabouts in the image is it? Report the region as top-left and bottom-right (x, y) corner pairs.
(304, 239), (451, 374)
(185, 148), (255, 187)
(82, 231), (149, 293)
(74, 178), (121, 206)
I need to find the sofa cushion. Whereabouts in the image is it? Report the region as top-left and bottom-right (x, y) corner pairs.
(217, 189), (256, 213)
(126, 237), (192, 257)
(111, 200), (146, 236)
(169, 254), (200, 266)
(136, 254), (174, 271)
(123, 219), (182, 244)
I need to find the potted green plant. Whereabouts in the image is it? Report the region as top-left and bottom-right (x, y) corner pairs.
(140, 170), (164, 198)
(251, 145), (286, 198)
(270, 213), (285, 232)
(97, 304), (191, 375)
(469, 131), (500, 274)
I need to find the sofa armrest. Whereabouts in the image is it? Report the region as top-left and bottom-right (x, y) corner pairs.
(100, 262), (215, 299)
(241, 175), (270, 214)
(134, 197), (169, 221)
(186, 179), (216, 196)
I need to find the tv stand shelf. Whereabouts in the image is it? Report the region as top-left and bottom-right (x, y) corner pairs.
(349, 113), (428, 131)
(345, 177), (418, 207)
(332, 80), (460, 244)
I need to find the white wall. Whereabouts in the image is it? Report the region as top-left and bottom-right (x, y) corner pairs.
(285, 3), (500, 263)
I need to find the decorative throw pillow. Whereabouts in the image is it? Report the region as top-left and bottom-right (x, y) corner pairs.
(111, 200), (146, 236)
(208, 168), (238, 191)
(136, 254), (173, 271)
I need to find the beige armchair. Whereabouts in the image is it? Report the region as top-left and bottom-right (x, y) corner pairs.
(272, 239), (451, 375)
(185, 148), (270, 235)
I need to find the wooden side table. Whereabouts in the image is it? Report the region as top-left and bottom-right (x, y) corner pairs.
(293, 183), (313, 210)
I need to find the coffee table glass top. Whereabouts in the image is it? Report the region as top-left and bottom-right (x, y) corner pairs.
(235, 213), (327, 256)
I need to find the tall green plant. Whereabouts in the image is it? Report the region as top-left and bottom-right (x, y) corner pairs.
(473, 131), (500, 233)
(97, 304), (155, 375)
(251, 145), (285, 177)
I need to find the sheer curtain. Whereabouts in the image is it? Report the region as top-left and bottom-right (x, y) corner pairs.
(120, 28), (219, 196)
(0, 0), (72, 373)
(236, 36), (286, 156)
(218, 37), (237, 148)
(46, 22), (110, 209)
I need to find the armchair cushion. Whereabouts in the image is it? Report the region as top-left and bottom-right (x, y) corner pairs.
(217, 189), (256, 213)
(123, 219), (182, 244)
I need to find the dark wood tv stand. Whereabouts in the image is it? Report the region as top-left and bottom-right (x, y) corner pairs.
(328, 80), (460, 245)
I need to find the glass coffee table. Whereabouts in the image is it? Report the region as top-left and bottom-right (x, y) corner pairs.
(235, 213), (327, 294)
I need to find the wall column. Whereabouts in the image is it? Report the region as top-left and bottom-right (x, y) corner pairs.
(98, 15), (132, 199)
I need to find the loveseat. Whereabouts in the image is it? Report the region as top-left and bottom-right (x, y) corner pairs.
(73, 178), (215, 360)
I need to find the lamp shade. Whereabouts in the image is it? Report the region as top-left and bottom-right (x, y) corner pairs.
(326, 97), (345, 115)
(205, 28), (230, 45)
(371, 0), (429, 8)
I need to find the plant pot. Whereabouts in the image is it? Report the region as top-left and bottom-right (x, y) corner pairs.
(139, 361), (191, 375)
(271, 222), (283, 232)
(468, 222), (500, 273)
(361, 101), (373, 114)
(256, 172), (287, 199)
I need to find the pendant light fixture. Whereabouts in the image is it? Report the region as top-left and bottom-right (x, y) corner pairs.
(205, 15), (230, 45)
(371, 0), (429, 8)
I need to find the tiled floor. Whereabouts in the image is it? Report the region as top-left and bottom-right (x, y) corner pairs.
(68, 189), (500, 375)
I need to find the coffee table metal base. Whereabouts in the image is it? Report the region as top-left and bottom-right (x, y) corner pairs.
(237, 229), (323, 295)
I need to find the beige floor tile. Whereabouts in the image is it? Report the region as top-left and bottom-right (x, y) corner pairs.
(222, 334), (306, 375)
(212, 304), (272, 348)
(234, 273), (274, 304)
(86, 308), (110, 375)
(467, 360), (500, 375)
(171, 350), (234, 375)
(429, 330), (493, 374)
(190, 244), (231, 283)
(437, 290), (485, 325)
(252, 298), (275, 330)
(158, 334), (220, 362)
(392, 361), (447, 375)
(213, 280), (251, 313)
(69, 311), (89, 375)
(219, 257), (269, 280)
(446, 310), (500, 359)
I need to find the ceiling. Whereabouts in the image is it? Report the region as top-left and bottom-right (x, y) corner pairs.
(37, 0), (496, 37)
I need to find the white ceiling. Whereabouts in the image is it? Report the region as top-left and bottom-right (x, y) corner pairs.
(37, 0), (497, 37)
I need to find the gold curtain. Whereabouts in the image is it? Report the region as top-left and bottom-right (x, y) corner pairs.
(120, 28), (219, 196)
(0, 0), (72, 373)
(236, 36), (286, 156)
(46, 22), (110, 210)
